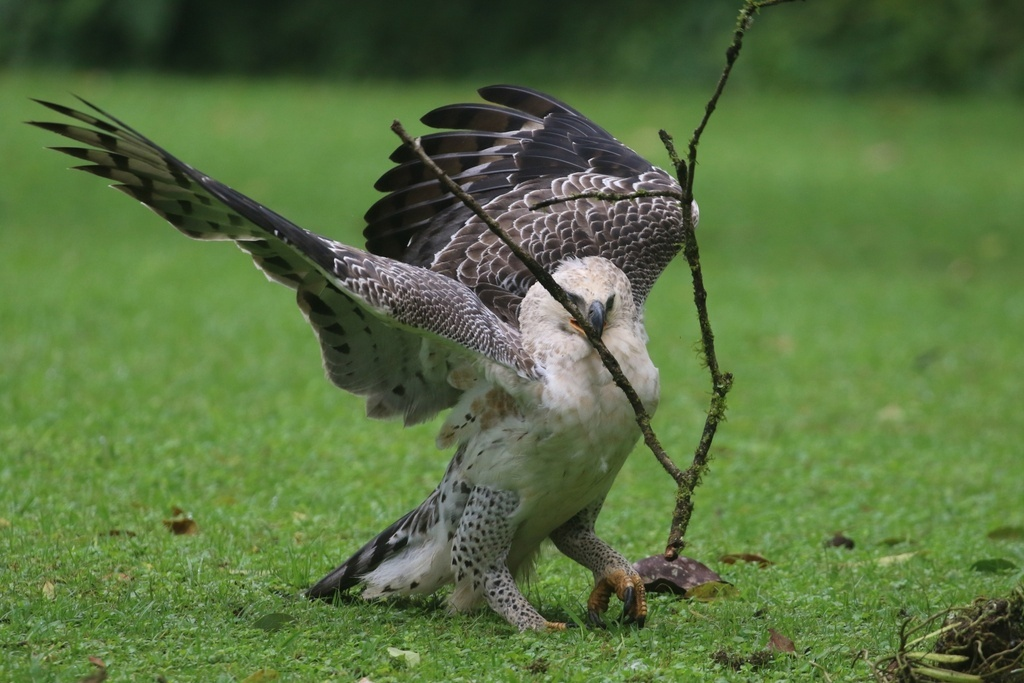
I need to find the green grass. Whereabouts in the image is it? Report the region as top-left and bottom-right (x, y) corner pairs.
(2, 71), (1022, 682)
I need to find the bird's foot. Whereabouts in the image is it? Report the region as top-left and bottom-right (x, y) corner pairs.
(586, 568), (647, 628)
(543, 620), (579, 631)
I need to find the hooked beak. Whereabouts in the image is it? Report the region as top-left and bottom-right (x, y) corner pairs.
(569, 300), (606, 339)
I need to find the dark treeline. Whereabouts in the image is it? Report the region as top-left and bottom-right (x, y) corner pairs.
(3, 0), (1022, 94)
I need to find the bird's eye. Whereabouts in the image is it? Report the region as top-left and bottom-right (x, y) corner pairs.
(605, 294), (616, 313)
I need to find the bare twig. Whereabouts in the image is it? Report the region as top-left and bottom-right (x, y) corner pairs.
(658, 0), (798, 558)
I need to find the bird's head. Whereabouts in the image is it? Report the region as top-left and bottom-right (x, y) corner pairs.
(519, 257), (641, 361)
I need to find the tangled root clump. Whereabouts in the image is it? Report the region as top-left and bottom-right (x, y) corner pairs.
(875, 585), (1024, 682)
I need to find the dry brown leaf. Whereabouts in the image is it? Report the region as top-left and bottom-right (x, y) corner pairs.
(163, 517), (198, 535)
(878, 535), (915, 546)
(824, 532), (855, 549)
(633, 555), (724, 595)
(767, 628), (797, 653)
(719, 553), (773, 568)
(42, 580), (56, 600)
(240, 669), (279, 683)
(76, 657), (107, 683)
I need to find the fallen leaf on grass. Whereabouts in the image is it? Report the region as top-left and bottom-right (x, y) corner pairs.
(878, 536), (915, 547)
(877, 552), (920, 566)
(824, 532), (855, 549)
(0, 517), (11, 529)
(686, 581), (738, 601)
(969, 558), (1018, 573)
(633, 555), (724, 595)
(986, 526), (1024, 541)
(767, 628), (796, 653)
(251, 612), (298, 632)
(163, 508), (198, 535)
(163, 518), (198, 535)
(712, 629), (797, 672)
(42, 581), (55, 600)
(76, 657), (107, 683)
(720, 553), (773, 568)
(106, 529), (137, 538)
(850, 551), (924, 567)
(387, 647), (421, 667)
(240, 669), (278, 683)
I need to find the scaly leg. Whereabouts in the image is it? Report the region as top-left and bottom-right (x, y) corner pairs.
(549, 497), (647, 628)
(450, 486), (567, 631)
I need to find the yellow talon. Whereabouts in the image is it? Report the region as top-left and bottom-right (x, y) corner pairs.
(587, 569), (647, 628)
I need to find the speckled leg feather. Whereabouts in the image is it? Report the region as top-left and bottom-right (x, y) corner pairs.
(549, 497), (647, 628)
(451, 486), (565, 631)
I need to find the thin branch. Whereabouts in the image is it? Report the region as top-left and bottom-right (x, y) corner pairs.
(658, 0), (798, 559)
(390, 122), (683, 487)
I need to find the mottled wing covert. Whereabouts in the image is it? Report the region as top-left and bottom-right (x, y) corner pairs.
(364, 84), (690, 324)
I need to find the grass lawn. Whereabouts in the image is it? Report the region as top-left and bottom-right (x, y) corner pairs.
(2, 71), (1022, 682)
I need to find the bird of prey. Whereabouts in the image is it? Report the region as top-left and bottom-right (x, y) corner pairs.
(30, 85), (693, 631)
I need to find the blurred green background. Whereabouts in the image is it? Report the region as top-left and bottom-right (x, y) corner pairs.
(3, 0), (1024, 94)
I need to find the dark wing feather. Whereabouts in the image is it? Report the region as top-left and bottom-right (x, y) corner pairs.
(362, 85), (690, 324)
(29, 99), (533, 426)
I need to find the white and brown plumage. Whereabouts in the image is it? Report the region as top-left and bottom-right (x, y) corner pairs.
(30, 86), (694, 630)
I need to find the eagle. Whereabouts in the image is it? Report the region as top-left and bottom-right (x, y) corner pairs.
(30, 85), (693, 630)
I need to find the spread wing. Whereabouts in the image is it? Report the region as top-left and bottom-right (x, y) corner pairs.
(364, 84), (690, 324)
(29, 98), (535, 426)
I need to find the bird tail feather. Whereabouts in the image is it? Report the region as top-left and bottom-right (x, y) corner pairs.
(306, 504), (421, 600)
